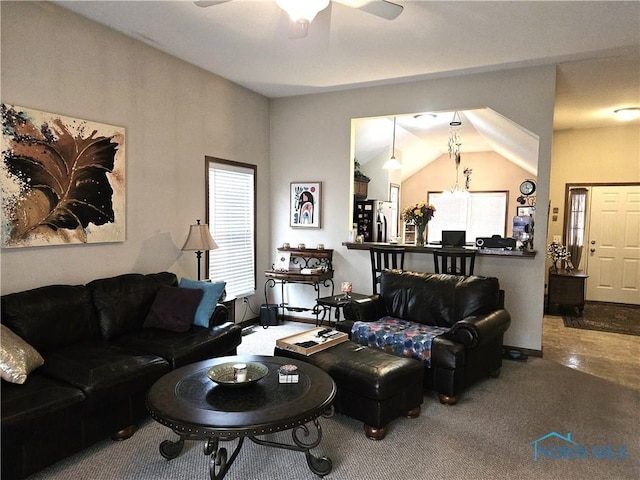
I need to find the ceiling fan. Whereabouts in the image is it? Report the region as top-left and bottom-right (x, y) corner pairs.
(194, 0), (403, 39)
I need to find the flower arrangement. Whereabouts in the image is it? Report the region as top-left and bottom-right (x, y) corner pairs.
(402, 201), (436, 246)
(401, 201), (436, 226)
(546, 242), (571, 272)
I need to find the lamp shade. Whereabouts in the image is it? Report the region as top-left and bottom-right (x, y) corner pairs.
(181, 221), (218, 251)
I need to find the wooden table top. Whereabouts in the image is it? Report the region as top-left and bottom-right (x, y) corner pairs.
(146, 355), (336, 438)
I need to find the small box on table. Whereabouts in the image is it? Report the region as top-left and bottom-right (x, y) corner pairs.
(278, 364), (300, 383)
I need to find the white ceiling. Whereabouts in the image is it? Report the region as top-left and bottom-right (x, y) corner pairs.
(54, 1), (640, 174)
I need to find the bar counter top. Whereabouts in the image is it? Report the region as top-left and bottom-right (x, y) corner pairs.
(342, 242), (537, 258)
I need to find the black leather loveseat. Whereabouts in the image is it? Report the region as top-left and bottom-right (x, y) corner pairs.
(1, 272), (242, 480)
(338, 270), (510, 405)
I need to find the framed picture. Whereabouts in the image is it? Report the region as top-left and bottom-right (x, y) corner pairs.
(1, 104), (126, 248)
(290, 182), (321, 228)
(517, 206), (535, 216)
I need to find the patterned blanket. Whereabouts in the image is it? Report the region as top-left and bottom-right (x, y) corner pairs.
(351, 317), (450, 367)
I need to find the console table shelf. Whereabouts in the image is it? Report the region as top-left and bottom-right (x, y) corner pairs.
(265, 248), (335, 323)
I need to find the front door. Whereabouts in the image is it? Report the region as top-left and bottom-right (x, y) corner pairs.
(585, 185), (640, 304)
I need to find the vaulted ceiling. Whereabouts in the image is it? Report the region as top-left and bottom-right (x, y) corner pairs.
(54, 1), (640, 175)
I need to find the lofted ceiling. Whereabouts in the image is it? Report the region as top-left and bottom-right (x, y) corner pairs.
(53, 1), (640, 174)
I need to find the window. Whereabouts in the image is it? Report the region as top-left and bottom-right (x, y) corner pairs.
(565, 187), (588, 270)
(426, 191), (508, 244)
(206, 157), (256, 298)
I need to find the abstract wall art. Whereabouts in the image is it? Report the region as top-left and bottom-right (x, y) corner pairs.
(1, 104), (125, 247)
(290, 182), (321, 228)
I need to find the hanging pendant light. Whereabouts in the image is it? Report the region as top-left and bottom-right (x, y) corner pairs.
(383, 116), (401, 170)
(446, 111), (468, 195)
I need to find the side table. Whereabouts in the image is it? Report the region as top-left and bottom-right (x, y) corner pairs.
(315, 293), (369, 326)
(547, 269), (588, 315)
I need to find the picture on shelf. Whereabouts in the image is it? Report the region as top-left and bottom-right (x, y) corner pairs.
(290, 182), (321, 228)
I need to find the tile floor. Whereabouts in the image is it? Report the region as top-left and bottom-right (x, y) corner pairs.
(542, 314), (640, 391)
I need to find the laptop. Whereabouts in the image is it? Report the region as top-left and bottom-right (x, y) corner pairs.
(442, 230), (466, 247)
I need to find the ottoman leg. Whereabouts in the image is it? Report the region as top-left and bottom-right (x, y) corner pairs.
(438, 393), (460, 405)
(364, 425), (388, 441)
(405, 406), (421, 418)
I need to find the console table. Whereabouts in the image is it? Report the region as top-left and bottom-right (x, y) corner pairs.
(264, 248), (334, 321)
(546, 269), (588, 315)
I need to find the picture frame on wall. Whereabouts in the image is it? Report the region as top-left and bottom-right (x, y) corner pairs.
(517, 206), (535, 216)
(1, 103), (126, 248)
(290, 182), (321, 228)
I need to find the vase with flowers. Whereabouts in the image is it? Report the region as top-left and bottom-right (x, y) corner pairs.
(401, 201), (436, 246)
(546, 242), (571, 273)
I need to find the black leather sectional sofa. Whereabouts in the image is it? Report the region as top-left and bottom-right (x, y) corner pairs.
(1, 272), (242, 480)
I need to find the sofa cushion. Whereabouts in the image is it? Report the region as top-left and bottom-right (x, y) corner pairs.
(380, 270), (500, 327)
(88, 272), (177, 341)
(1, 373), (85, 430)
(40, 342), (169, 409)
(1, 284), (100, 352)
(143, 285), (203, 332)
(0, 324), (44, 384)
(115, 322), (243, 369)
(178, 278), (226, 327)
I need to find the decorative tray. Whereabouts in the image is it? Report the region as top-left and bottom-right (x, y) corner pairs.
(207, 362), (269, 387)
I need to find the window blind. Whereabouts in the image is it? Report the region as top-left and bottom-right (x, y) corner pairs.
(427, 191), (508, 244)
(207, 160), (256, 298)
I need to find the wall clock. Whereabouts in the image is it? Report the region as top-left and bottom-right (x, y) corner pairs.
(520, 180), (536, 196)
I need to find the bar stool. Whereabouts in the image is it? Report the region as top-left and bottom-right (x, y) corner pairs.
(433, 248), (477, 276)
(370, 246), (405, 294)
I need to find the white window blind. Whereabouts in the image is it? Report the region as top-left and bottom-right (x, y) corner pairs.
(207, 160), (256, 298)
(427, 191), (508, 244)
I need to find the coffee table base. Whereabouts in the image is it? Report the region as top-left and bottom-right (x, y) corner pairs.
(158, 415), (333, 479)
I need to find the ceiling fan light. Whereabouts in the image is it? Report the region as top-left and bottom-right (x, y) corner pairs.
(614, 107), (640, 121)
(276, 0), (330, 23)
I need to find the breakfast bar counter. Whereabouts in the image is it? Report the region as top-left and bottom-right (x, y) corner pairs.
(342, 242), (537, 258)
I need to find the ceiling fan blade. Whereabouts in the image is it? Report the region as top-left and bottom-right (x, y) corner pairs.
(194, 0), (231, 8)
(335, 0), (403, 20)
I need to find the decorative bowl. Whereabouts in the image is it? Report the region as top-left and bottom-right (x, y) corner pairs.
(207, 362), (269, 387)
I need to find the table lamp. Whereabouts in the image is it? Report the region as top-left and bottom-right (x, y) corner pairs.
(181, 219), (218, 280)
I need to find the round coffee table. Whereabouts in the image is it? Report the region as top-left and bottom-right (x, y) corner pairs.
(146, 355), (336, 479)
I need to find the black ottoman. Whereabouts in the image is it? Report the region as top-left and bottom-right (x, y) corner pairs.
(274, 341), (424, 440)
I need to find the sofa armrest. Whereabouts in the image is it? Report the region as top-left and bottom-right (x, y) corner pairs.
(349, 295), (386, 321)
(447, 309), (511, 349)
(336, 295), (386, 336)
(208, 303), (229, 328)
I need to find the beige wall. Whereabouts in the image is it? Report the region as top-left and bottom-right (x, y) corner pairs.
(548, 125), (640, 244)
(270, 66), (556, 351)
(402, 151), (536, 238)
(0, 2), (271, 321)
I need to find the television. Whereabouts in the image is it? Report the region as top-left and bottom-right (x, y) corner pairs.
(442, 230), (466, 247)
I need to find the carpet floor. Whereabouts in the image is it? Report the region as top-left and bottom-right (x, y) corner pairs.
(27, 322), (639, 480)
(562, 301), (640, 336)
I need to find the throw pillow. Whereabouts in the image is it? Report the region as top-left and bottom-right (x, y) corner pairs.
(178, 278), (226, 328)
(0, 324), (44, 384)
(143, 285), (204, 332)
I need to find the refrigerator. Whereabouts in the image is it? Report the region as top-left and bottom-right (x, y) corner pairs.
(353, 200), (394, 243)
